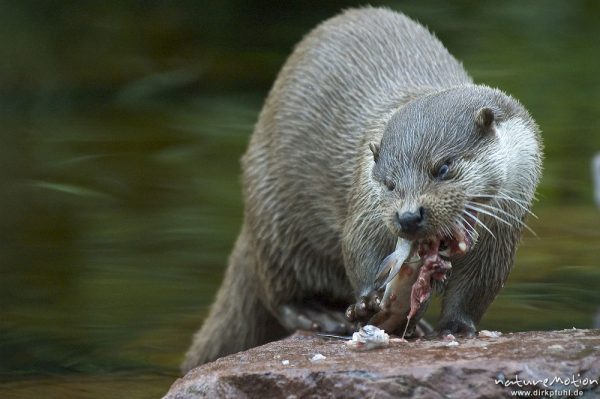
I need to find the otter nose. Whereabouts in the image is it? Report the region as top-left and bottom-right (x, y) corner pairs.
(397, 207), (424, 235)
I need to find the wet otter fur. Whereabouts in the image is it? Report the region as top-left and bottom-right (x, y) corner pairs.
(182, 7), (542, 371)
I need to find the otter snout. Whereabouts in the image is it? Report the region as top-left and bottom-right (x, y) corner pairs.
(396, 207), (425, 237)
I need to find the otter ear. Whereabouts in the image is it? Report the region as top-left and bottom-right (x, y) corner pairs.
(369, 142), (380, 163)
(475, 107), (495, 134)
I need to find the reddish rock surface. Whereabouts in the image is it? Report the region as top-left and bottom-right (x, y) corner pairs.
(165, 329), (600, 398)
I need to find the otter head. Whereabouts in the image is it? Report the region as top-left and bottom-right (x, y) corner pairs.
(369, 86), (521, 247)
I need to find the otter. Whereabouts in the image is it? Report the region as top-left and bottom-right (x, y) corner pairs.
(182, 7), (542, 371)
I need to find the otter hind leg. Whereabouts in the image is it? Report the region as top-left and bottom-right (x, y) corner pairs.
(181, 225), (286, 373)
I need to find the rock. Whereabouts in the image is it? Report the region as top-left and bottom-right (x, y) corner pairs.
(164, 329), (600, 398)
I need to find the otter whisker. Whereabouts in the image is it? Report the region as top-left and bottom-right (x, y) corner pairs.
(441, 224), (454, 239)
(457, 221), (476, 243)
(467, 189), (527, 201)
(469, 201), (537, 237)
(456, 215), (477, 241)
(471, 192), (530, 207)
(470, 193), (538, 219)
(452, 218), (466, 236)
(466, 202), (515, 227)
(495, 192), (534, 207)
(461, 209), (496, 239)
(475, 190), (539, 205)
(465, 203), (514, 229)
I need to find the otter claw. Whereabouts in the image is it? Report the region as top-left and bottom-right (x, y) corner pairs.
(346, 291), (383, 323)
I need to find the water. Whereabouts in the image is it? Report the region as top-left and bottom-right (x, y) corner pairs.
(1, 1), (599, 397)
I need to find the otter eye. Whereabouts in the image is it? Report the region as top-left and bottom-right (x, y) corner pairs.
(384, 179), (396, 191)
(435, 160), (452, 180)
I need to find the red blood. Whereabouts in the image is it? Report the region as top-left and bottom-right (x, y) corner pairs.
(407, 238), (453, 319)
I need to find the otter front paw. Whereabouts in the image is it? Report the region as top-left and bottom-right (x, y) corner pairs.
(345, 291), (382, 323)
(346, 295), (434, 338)
(438, 318), (476, 338)
(277, 303), (356, 335)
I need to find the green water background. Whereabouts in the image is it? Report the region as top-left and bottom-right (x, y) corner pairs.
(1, 1), (599, 397)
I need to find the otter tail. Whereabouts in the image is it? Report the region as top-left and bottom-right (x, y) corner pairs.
(181, 225), (286, 373)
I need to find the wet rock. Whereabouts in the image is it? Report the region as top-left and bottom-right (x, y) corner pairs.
(164, 329), (600, 398)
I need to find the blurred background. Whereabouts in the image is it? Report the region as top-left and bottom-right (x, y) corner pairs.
(1, 0), (599, 397)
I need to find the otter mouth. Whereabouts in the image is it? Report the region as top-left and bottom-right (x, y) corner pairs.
(370, 210), (480, 336)
(377, 209), (480, 287)
(438, 209), (480, 260)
